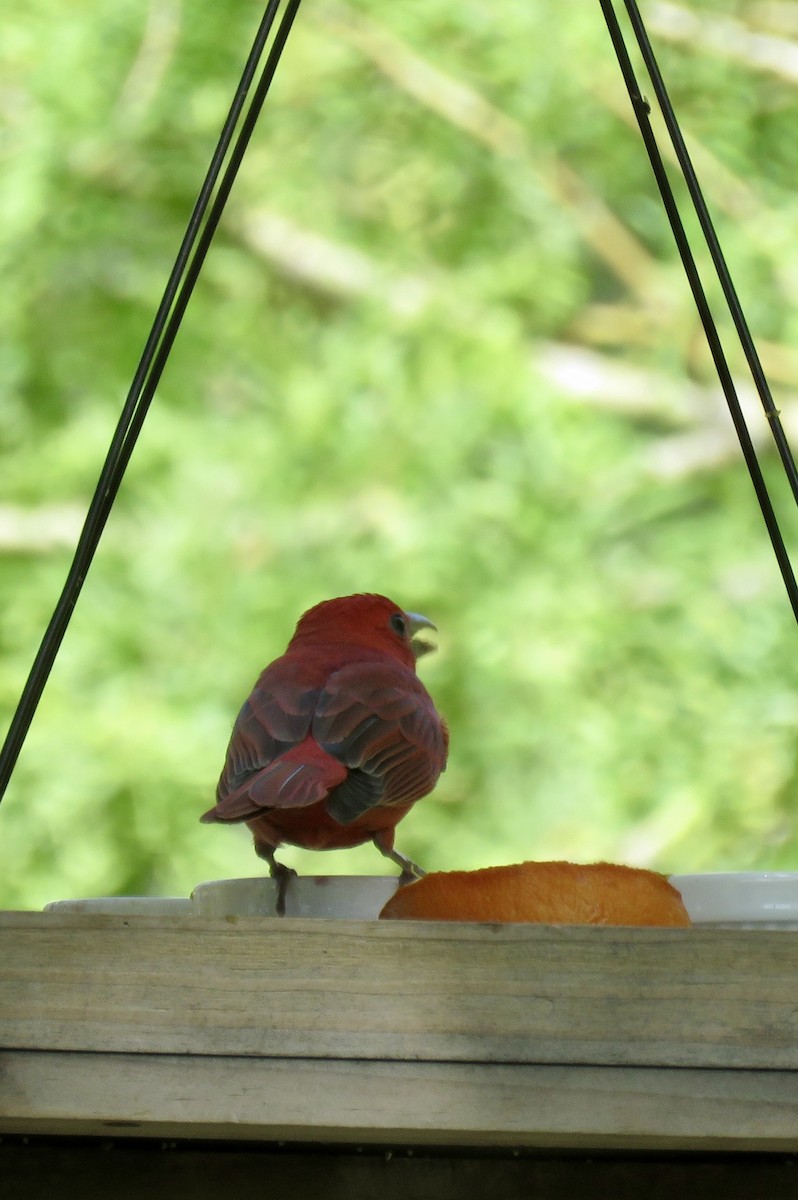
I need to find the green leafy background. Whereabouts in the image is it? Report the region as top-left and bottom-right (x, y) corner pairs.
(3, 0), (798, 908)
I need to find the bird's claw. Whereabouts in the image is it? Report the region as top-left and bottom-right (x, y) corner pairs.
(255, 843), (297, 916)
(373, 836), (426, 885)
(271, 861), (298, 917)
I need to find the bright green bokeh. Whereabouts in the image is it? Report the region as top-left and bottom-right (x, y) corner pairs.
(3, 1), (798, 908)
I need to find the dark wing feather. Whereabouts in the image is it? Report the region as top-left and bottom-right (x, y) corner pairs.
(313, 661), (448, 824)
(205, 661), (321, 822)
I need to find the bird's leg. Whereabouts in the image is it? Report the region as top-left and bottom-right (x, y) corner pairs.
(254, 841), (297, 917)
(372, 834), (426, 885)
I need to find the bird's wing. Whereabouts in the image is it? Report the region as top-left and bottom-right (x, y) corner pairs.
(313, 660), (448, 824)
(203, 662), (324, 822)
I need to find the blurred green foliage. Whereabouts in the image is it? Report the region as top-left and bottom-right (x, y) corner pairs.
(3, 0), (798, 908)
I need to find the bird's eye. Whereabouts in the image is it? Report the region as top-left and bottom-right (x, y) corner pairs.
(389, 613), (407, 637)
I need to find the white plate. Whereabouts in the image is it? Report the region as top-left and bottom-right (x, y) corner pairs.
(190, 876), (400, 919)
(669, 872), (798, 925)
(46, 873), (798, 926)
(42, 879), (400, 920)
(44, 897), (193, 915)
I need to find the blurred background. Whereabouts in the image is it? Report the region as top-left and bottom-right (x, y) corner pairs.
(3, 0), (798, 908)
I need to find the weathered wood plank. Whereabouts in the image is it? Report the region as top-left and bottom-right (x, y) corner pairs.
(3, 1050), (798, 1150)
(2, 913), (798, 1069)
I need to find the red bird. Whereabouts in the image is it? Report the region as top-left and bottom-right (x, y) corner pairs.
(202, 594), (448, 900)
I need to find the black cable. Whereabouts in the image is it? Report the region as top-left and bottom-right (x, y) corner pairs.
(622, 0), (798, 506)
(599, 0), (798, 624)
(0, 0), (303, 804)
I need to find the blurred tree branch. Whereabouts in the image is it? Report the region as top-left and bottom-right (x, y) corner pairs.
(649, 2), (798, 84)
(116, 0), (183, 128)
(319, 3), (658, 300)
(236, 205), (798, 478)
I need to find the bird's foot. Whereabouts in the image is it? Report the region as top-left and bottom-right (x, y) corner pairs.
(271, 860), (298, 917)
(255, 843), (298, 916)
(373, 836), (426, 885)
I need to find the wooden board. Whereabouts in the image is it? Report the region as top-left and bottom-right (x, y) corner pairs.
(2, 912), (798, 1070)
(4, 911), (798, 1150)
(3, 1050), (798, 1150)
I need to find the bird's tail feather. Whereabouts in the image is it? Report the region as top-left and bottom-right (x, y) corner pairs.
(201, 738), (347, 823)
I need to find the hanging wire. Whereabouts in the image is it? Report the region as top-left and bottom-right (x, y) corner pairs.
(599, 0), (798, 625)
(0, 0), (303, 805)
(621, 1), (798, 505)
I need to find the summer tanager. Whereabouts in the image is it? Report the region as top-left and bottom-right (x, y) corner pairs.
(201, 593), (448, 898)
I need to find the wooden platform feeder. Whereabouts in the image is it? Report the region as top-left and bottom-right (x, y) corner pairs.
(3, 897), (798, 1193)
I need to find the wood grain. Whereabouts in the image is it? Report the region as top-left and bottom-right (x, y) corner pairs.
(2, 913), (798, 1069)
(3, 1050), (798, 1150)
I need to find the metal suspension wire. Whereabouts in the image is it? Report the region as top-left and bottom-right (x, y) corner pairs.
(599, 0), (798, 625)
(621, 0), (798, 507)
(0, 0), (303, 805)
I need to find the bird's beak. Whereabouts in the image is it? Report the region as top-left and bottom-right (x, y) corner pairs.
(405, 611), (438, 658)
